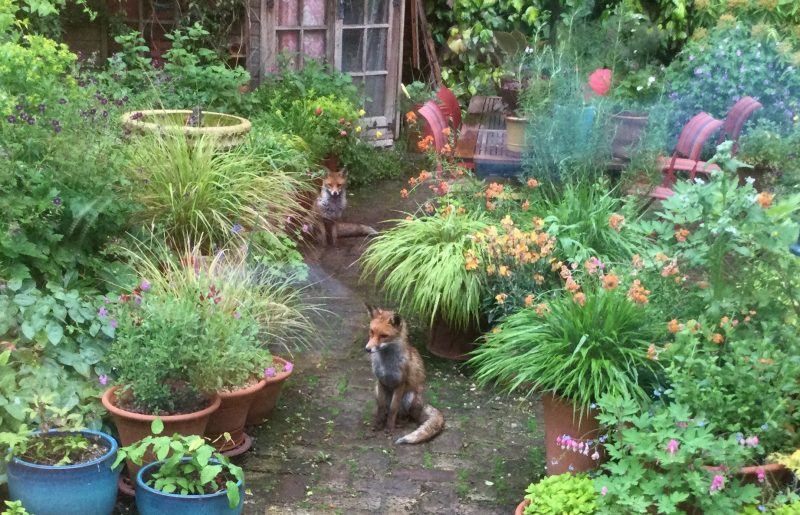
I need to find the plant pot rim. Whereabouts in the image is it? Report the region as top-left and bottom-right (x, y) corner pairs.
(102, 385), (221, 422)
(706, 462), (787, 474)
(515, 498), (530, 515)
(218, 377), (268, 399)
(120, 109), (252, 137)
(11, 429), (117, 470)
(265, 356), (293, 383)
(136, 457), (243, 500)
(505, 115), (529, 122)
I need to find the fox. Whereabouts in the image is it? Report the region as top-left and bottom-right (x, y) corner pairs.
(313, 169), (377, 246)
(364, 305), (445, 444)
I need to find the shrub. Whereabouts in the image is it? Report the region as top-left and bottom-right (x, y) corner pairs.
(523, 474), (597, 515)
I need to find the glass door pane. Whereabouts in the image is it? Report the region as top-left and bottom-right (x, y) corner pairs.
(272, 0), (329, 70)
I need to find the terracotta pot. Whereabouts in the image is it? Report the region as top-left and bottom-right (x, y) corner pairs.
(706, 462), (790, 486)
(610, 111), (649, 161)
(426, 316), (481, 361)
(246, 356), (294, 426)
(515, 499), (530, 515)
(542, 393), (602, 476)
(505, 115), (528, 153)
(204, 378), (267, 452)
(101, 386), (220, 481)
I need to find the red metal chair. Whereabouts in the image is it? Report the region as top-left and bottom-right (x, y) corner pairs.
(436, 86), (462, 130)
(717, 96), (762, 154)
(651, 112), (723, 199)
(418, 100), (448, 152)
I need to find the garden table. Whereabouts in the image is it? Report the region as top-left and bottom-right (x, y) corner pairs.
(455, 95), (523, 177)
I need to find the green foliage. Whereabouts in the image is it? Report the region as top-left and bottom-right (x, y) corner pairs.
(664, 24), (800, 138)
(523, 473), (597, 514)
(339, 143), (407, 189)
(125, 133), (304, 254)
(469, 275), (661, 411)
(664, 323), (800, 456)
(102, 24), (251, 114)
(594, 394), (761, 514)
(361, 210), (489, 329)
(113, 418), (244, 509)
(398, 81), (436, 114)
(738, 120), (800, 194)
(2, 500), (30, 515)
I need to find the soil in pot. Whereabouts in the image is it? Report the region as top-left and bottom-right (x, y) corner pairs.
(543, 393), (603, 476)
(204, 378), (267, 453)
(246, 356), (294, 426)
(426, 316), (482, 361)
(102, 386), (221, 484)
(17, 433), (109, 465)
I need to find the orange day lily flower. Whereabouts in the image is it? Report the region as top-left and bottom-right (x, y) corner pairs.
(601, 273), (620, 290)
(755, 191), (773, 208)
(609, 213), (625, 231)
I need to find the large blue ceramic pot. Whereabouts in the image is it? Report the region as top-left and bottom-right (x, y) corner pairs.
(136, 458), (244, 515)
(7, 430), (120, 515)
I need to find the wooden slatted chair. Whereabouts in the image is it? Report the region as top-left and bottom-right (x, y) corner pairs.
(418, 100), (448, 152)
(651, 112), (723, 200)
(436, 86), (462, 130)
(717, 96), (762, 154)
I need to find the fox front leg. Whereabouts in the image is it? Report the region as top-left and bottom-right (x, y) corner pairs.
(386, 387), (405, 432)
(373, 383), (389, 430)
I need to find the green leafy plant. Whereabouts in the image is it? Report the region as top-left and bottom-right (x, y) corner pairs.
(523, 473), (597, 514)
(594, 394), (761, 514)
(469, 271), (661, 412)
(360, 210), (489, 329)
(125, 132), (304, 254)
(112, 418), (244, 509)
(2, 500), (30, 515)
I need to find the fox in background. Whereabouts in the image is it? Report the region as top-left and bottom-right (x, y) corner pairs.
(364, 305), (445, 444)
(313, 169), (376, 246)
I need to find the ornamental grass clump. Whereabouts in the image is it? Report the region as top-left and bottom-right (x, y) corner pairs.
(469, 266), (661, 411)
(360, 209), (489, 329)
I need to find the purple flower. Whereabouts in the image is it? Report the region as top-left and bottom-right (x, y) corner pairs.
(38, 104), (45, 113)
(15, 104), (23, 111)
(110, 319), (118, 329)
(284, 362), (294, 373)
(58, 98), (67, 104)
(756, 468), (766, 483)
(100, 97), (108, 105)
(140, 279), (151, 291)
(130, 112), (144, 121)
(98, 374), (108, 385)
(233, 311), (241, 320)
(134, 296), (142, 305)
(26, 117), (35, 125)
(231, 223), (243, 234)
(761, 423), (769, 430)
(102, 110), (109, 118)
(709, 474), (725, 493)
(600, 486), (608, 496)
(688, 54), (695, 61)
(736, 49), (742, 57)
(6, 115), (16, 124)
(52, 196), (62, 206)
(666, 439), (679, 455)
(98, 307), (108, 317)
(264, 367), (276, 378)
(302, 223), (311, 234)
(591, 451), (600, 460)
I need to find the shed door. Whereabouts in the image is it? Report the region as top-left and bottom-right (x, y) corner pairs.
(267, 0), (333, 68)
(336, 0), (399, 137)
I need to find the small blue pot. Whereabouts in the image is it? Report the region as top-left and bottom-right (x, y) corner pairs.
(136, 458), (244, 515)
(7, 430), (120, 515)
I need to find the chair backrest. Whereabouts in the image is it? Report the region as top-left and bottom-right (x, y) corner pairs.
(436, 86), (462, 129)
(418, 100), (448, 152)
(719, 96), (762, 153)
(674, 112), (724, 161)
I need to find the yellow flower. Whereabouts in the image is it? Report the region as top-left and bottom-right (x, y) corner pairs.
(355, 125), (362, 133)
(498, 265), (511, 277)
(375, 131), (383, 139)
(358, 109), (366, 117)
(524, 294), (534, 307)
(495, 293), (507, 305)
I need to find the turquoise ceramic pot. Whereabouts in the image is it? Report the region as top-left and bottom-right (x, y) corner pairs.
(7, 430), (120, 515)
(136, 458), (244, 515)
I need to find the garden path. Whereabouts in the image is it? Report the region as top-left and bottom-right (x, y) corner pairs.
(240, 179), (544, 514)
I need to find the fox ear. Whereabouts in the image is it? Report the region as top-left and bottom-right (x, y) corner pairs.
(337, 167), (348, 177)
(365, 303), (378, 318)
(390, 312), (402, 328)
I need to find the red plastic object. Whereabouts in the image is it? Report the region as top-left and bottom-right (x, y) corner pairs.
(436, 86), (462, 129)
(718, 96), (762, 154)
(418, 100), (448, 152)
(656, 112), (723, 198)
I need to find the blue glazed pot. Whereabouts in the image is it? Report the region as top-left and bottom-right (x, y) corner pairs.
(7, 430), (120, 515)
(136, 458), (244, 515)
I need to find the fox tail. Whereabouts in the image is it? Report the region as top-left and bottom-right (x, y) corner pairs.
(335, 222), (378, 238)
(395, 405), (445, 445)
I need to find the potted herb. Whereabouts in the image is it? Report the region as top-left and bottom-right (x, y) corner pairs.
(469, 269), (661, 474)
(516, 473), (597, 514)
(113, 419), (244, 515)
(2, 396), (121, 515)
(360, 209), (489, 360)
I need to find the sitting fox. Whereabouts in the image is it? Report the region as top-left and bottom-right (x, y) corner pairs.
(364, 305), (445, 444)
(313, 169), (377, 246)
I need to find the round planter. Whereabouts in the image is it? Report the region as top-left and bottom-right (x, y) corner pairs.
(542, 393), (602, 476)
(610, 111), (649, 161)
(246, 356), (294, 426)
(204, 378), (267, 453)
(515, 499), (530, 515)
(426, 316), (481, 361)
(136, 458), (243, 515)
(102, 386), (220, 482)
(7, 430), (120, 515)
(121, 110), (252, 149)
(505, 115), (528, 153)
(706, 462), (790, 486)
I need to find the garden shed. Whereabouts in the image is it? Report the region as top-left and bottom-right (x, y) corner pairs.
(245, 0), (405, 141)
